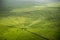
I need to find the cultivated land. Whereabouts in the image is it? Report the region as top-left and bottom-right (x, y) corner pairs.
(0, 2), (60, 40)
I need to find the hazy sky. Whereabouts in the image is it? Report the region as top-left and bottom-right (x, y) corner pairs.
(4, 0), (60, 5)
(1, 0), (60, 9)
(0, 0), (60, 12)
(4, 0), (60, 3)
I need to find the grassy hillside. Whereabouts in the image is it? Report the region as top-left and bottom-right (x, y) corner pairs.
(0, 2), (60, 40)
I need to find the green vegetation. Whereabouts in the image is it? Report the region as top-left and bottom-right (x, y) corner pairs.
(0, 2), (60, 40)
